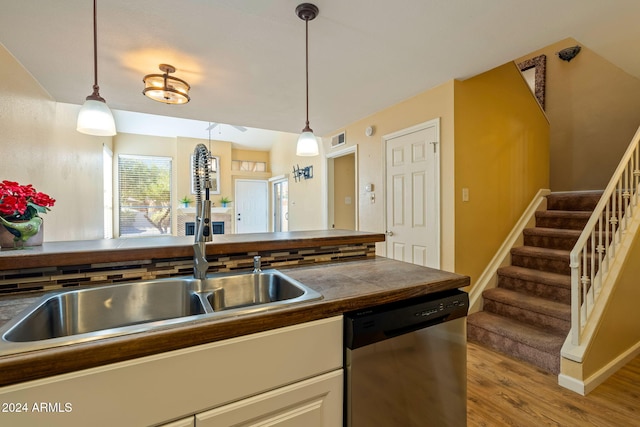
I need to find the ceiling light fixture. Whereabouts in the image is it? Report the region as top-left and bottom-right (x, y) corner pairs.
(76, 0), (116, 136)
(295, 3), (319, 157)
(143, 64), (191, 104)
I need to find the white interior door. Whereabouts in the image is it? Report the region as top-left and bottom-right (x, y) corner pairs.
(385, 119), (440, 268)
(235, 179), (268, 234)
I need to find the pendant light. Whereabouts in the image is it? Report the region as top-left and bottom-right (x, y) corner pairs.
(295, 3), (319, 157)
(143, 64), (191, 104)
(77, 0), (116, 136)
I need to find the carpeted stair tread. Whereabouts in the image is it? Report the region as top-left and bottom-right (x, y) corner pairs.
(467, 311), (566, 354)
(535, 210), (592, 230)
(546, 191), (604, 211)
(497, 265), (570, 289)
(467, 311), (565, 373)
(523, 227), (582, 250)
(511, 246), (571, 274)
(483, 287), (570, 321)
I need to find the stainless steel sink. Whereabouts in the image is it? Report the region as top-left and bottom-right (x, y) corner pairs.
(196, 270), (311, 312)
(0, 269), (321, 355)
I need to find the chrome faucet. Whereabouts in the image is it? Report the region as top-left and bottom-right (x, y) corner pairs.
(253, 256), (262, 273)
(193, 144), (213, 280)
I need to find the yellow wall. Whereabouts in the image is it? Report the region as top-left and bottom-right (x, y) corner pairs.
(453, 62), (549, 285)
(270, 135), (325, 231)
(518, 38), (640, 191)
(322, 81), (456, 269)
(0, 44), (108, 241)
(581, 227), (640, 379)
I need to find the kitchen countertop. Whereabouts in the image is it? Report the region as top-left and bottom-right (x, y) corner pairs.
(0, 230), (384, 270)
(0, 256), (468, 388)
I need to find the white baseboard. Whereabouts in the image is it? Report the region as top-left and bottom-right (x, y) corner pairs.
(558, 373), (585, 395)
(559, 340), (640, 395)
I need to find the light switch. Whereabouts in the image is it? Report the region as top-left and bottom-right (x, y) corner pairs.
(345, 196), (352, 205)
(462, 188), (469, 202)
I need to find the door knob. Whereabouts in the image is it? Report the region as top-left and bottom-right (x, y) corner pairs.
(386, 231), (394, 236)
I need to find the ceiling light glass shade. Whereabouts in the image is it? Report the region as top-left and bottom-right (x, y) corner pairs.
(143, 64), (190, 104)
(76, 98), (116, 136)
(296, 129), (319, 156)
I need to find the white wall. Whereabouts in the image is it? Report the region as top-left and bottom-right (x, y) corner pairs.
(0, 44), (108, 242)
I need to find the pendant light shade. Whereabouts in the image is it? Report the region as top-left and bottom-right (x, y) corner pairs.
(77, 0), (116, 136)
(295, 3), (319, 157)
(77, 97), (116, 136)
(143, 64), (191, 104)
(297, 128), (319, 156)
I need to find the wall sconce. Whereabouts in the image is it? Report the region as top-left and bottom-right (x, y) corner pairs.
(557, 45), (581, 62)
(292, 164), (313, 182)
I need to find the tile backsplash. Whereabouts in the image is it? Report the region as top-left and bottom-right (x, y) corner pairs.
(0, 243), (376, 296)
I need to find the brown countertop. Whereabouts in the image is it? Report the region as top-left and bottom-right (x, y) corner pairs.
(0, 230), (384, 270)
(0, 256), (469, 387)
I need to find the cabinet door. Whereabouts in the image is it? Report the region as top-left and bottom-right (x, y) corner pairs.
(196, 370), (342, 427)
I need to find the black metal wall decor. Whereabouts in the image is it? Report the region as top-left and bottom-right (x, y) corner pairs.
(292, 164), (313, 182)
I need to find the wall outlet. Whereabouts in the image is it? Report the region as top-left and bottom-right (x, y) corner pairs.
(462, 188), (469, 202)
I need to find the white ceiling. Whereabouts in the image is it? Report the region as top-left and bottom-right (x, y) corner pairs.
(2, 0), (640, 149)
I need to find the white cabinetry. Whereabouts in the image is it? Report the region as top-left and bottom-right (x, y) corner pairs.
(196, 370), (342, 427)
(0, 316), (343, 427)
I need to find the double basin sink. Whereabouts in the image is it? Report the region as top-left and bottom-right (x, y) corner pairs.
(0, 269), (322, 355)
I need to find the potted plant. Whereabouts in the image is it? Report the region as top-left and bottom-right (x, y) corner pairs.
(0, 180), (55, 248)
(220, 196), (232, 207)
(179, 195), (193, 208)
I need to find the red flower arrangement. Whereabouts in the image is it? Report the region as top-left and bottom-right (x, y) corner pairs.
(0, 180), (56, 221)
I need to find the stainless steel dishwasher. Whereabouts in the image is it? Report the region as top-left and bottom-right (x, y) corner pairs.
(344, 289), (468, 427)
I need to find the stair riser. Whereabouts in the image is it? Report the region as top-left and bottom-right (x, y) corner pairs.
(546, 193), (602, 211)
(483, 299), (570, 334)
(467, 324), (560, 374)
(535, 215), (589, 230)
(511, 253), (571, 275)
(497, 275), (571, 304)
(523, 234), (578, 251)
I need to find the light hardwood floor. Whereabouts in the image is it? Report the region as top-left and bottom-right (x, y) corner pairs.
(467, 342), (640, 426)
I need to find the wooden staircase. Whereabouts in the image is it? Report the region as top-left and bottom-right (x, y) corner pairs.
(467, 191), (603, 374)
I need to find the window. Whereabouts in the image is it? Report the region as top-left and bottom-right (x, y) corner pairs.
(118, 155), (172, 237)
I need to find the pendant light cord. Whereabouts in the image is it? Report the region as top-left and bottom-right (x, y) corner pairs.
(304, 18), (310, 130)
(93, 0), (97, 89)
(89, 0), (103, 100)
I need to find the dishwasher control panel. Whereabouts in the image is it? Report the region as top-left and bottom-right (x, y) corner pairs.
(344, 289), (468, 349)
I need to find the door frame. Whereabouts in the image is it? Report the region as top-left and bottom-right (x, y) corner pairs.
(269, 175), (289, 232)
(325, 145), (358, 230)
(382, 118), (440, 266)
(234, 178), (269, 234)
